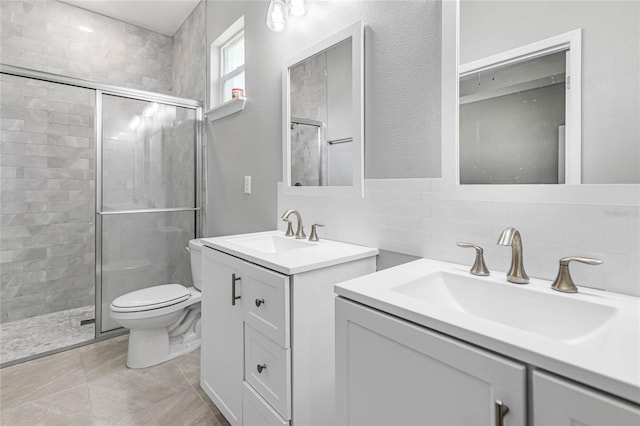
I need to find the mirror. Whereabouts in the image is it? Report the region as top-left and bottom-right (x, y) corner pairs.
(441, 0), (639, 204)
(459, 30), (581, 185)
(283, 21), (364, 197)
(457, 0), (639, 185)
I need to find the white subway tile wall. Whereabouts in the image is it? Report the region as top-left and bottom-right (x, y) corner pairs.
(278, 179), (640, 297)
(0, 0), (174, 94)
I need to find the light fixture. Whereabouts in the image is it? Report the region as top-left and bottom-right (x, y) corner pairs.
(288, 0), (308, 17)
(266, 0), (287, 32)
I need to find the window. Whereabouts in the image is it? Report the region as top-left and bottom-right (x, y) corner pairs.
(210, 17), (245, 109)
(220, 30), (245, 103)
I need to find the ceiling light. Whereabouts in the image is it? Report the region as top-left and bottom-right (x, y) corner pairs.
(288, 0), (308, 17)
(78, 26), (94, 33)
(266, 0), (287, 32)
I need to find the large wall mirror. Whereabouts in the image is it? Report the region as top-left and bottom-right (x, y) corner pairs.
(283, 21), (364, 197)
(442, 0), (639, 204)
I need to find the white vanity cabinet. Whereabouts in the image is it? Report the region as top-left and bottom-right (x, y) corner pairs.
(201, 238), (377, 426)
(336, 296), (640, 425)
(335, 297), (527, 425)
(532, 371), (640, 425)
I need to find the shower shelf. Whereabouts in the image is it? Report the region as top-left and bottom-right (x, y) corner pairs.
(205, 97), (246, 122)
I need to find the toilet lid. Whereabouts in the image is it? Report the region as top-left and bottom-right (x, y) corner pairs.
(111, 284), (190, 312)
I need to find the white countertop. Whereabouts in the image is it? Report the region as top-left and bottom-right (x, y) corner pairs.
(201, 230), (379, 275)
(335, 258), (640, 404)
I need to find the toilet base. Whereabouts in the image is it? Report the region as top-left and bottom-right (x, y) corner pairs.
(125, 306), (202, 369)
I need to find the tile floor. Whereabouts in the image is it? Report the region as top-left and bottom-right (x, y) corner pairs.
(0, 306), (96, 365)
(0, 335), (229, 425)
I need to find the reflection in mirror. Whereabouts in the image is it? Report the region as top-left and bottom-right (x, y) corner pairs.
(459, 50), (568, 184)
(457, 0), (639, 185)
(289, 39), (353, 187)
(283, 21), (363, 197)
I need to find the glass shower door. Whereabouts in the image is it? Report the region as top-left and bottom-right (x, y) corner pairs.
(98, 94), (198, 332)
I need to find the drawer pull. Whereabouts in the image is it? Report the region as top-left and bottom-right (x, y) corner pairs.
(257, 363), (267, 374)
(255, 298), (265, 307)
(231, 273), (242, 306)
(495, 400), (510, 426)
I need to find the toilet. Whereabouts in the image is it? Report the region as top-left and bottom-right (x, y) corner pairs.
(110, 238), (204, 368)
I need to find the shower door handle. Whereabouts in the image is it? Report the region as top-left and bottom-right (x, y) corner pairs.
(231, 273), (242, 306)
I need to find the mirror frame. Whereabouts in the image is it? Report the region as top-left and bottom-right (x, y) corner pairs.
(442, 0), (639, 205)
(282, 21), (364, 197)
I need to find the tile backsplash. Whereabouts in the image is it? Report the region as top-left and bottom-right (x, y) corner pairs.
(278, 179), (640, 297)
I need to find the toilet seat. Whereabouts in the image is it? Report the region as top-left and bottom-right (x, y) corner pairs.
(111, 283), (191, 313)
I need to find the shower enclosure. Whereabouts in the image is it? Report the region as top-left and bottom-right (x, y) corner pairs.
(0, 65), (202, 365)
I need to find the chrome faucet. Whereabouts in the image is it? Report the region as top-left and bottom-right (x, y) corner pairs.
(281, 209), (306, 239)
(497, 227), (529, 284)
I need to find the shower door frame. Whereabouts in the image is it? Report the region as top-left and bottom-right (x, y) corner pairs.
(0, 64), (203, 340)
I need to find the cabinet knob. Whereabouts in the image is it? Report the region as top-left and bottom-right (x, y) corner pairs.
(257, 363), (267, 374)
(255, 298), (265, 307)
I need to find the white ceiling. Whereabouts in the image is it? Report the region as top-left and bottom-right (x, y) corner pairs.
(60, 0), (201, 36)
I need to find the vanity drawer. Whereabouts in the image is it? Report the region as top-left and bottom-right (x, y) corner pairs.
(243, 382), (289, 426)
(244, 324), (291, 420)
(242, 262), (290, 348)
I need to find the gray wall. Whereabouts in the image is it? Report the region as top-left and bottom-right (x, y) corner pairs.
(205, 0), (441, 236)
(460, 0), (640, 184)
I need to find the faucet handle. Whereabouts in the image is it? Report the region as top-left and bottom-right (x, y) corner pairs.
(309, 224), (325, 242)
(551, 256), (603, 293)
(457, 242), (490, 276)
(283, 219), (295, 237)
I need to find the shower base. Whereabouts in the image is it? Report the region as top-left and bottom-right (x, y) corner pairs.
(0, 306), (95, 365)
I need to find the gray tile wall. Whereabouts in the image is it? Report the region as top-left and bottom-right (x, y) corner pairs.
(172, 0), (206, 101)
(0, 0), (174, 94)
(0, 74), (96, 323)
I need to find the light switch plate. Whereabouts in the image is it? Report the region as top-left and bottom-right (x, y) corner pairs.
(244, 176), (251, 194)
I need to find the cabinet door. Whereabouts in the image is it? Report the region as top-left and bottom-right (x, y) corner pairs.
(242, 262), (290, 348)
(533, 370), (640, 425)
(201, 248), (245, 426)
(245, 323), (292, 420)
(335, 297), (526, 426)
(243, 382), (289, 426)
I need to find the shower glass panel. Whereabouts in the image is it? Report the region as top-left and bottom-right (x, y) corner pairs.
(99, 211), (196, 332)
(99, 94), (197, 333)
(0, 73), (96, 364)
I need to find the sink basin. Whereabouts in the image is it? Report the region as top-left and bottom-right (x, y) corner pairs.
(391, 271), (617, 343)
(226, 234), (314, 254)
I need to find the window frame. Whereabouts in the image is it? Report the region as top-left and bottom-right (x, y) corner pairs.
(209, 16), (245, 110)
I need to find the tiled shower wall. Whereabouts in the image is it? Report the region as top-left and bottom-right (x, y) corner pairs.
(172, 0), (207, 101)
(278, 179), (640, 297)
(0, 74), (95, 322)
(0, 0), (174, 94)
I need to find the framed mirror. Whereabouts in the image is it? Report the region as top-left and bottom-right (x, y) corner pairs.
(442, 0), (639, 204)
(283, 21), (364, 197)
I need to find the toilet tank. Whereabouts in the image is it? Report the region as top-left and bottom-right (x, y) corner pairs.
(188, 239), (206, 291)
